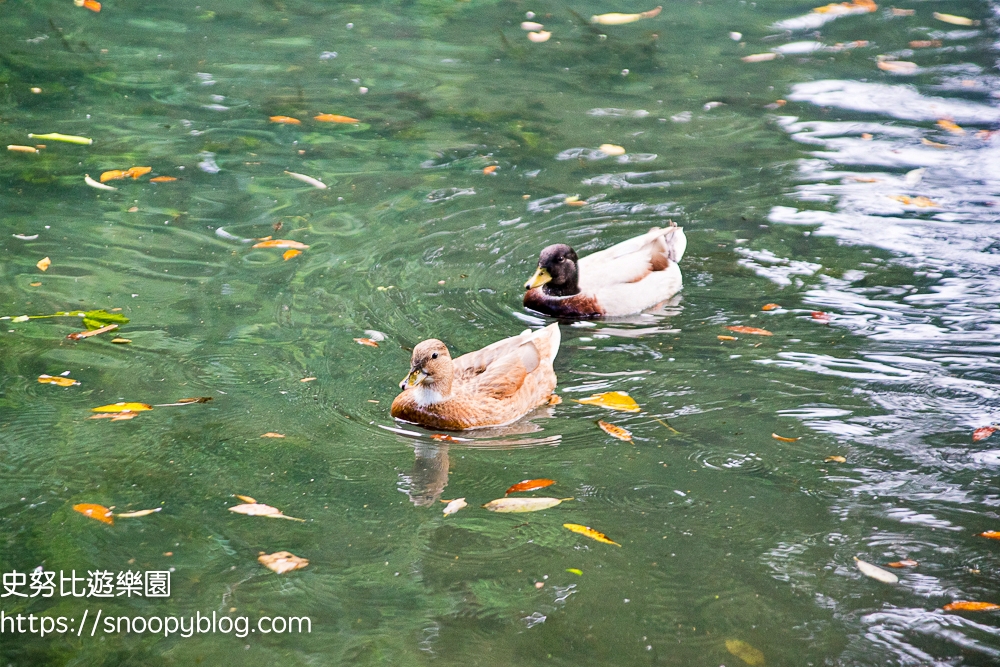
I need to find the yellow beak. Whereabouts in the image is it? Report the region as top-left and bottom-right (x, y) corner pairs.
(525, 267), (552, 290)
(401, 368), (428, 390)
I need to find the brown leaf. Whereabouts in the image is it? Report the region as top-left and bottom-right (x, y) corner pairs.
(228, 503), (304, 522)
(943, 601), (1000, 612)
(761, 303), (781, 311)
(598, 420), (633, 442)
(67, 323), (119, 340)
(505, 478), (556, 495)
(36, 257), (51, 271)
(38, 374), (80, 387)
(886, 559), (917, 568)
(547, 393), (563, 405)
(354, 337), (379, 347)
(878, 60), (918, 74)
(483, 165), (498, 175)
(73, 503), (114, 525)
(973, 426), (996, 442)
(260, 432), (285, 438)
(726, 325), (772, 336)
(909, 40), (942, 48)
(259, 551), (309, 574)
(772, 433), (800, 442)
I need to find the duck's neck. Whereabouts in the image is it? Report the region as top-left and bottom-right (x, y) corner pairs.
(543, 279), (580, 297)
(414, 366), (453, 405)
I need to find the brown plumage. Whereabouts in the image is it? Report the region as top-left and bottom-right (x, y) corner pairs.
(390, 324), (561, 430)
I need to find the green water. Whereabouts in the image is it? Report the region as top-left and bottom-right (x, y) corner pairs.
(3, 0), (1000, 664)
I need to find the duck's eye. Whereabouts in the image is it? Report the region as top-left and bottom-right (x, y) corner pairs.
(431, 352), (438, 359)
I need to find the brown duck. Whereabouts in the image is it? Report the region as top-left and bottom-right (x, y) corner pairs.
(390, 324), (560, 430)
(524, 224), (687, 318)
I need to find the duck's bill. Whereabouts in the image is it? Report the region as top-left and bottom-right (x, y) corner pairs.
(401, 368), (428, 389)
(524, 267), (552, 290)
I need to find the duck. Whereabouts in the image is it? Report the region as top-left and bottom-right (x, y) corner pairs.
(523, 223), (687, 318)
(391, 323), (560, 431)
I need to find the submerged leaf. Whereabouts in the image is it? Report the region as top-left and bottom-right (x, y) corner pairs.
(772, 433), (800, 442)
(563, 523), (621, 546)
(506, 478), (556, 495)
(73, 503), (113, 525)
(283, 249), (302, 260)
(590, 6), (661, 24)
(235, 495), (257, 503)
(153, 397), (213, 407)
(252, 239), (309, 249)
(149, 176), (178, 183)
(228, 503), (304, 522)
(761, 303), (781, 311)
(886, 559), (918, 568)
(825, 455), (847, 463)
(742, 53), (778, 63)
(973, 426), (996, 442)
(260, 432), (286, 438)
(259, 551), (309, 574)
(574, 391), (641, 412)
(115, 508), (162, 518)
(430, 433), (471, 442)
(854, 556), (898, 583)
(88, 412), (138, 421)
(314, 114), (359, 123)
(354, 337), (379, 347)
(978, 531), (1000, 539)
(598, 420), (633, 441)
(937, 119), (965, 134)
(725, 639), (765, 666)
(92, 402), (152, 413)
(100, 169), (125, 182)
(598, 144), (626, 156)
(67, 323), (118, 340)
(442, 498), (467, 515)
(933, 12), (976, 26)
(27, 132), (93, 145)
(269, 116), (301, 124)
(718, 335), (737, 341)
(36, 257), (50, 271)
(38, 374), (79, 387)
(483, 497), (570, 513)
(726, 325), (772, 336)
(943, 601), (1000, 612)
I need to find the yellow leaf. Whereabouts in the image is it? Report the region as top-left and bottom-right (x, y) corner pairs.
(100, 170), (125, 182)
(598, 144), (626, 156)
(252, 239), (309, 249)
(259, 551), (309, 574)
(718, 335), (737, 341)
(772, 433), (800, 442)
(921, 138), (952, 149)
(563, 523), (621, 546)
(283, 249), (302, 260)
(825, 455), (847, 463)
(314, 114), (359, 123)
(115, 508), (161, 518)
(483, 497), (571, 513)
(228, 503), (305, 521)
(725, 639), (765, 666)
(38, 374), (79, 387)
(943, 601), (1000, 612)
(73, 503), (114, 525)
(269, 116), (301, 124)
(574, 391), (641, 412)
(260, 432), (286, 438)
(124, 166), (152, 179)
(111, 337), (131, 344)
(933, 12), (976, 26)
(598, 420), (633, 441)
(91, 402), (152, 413)
(235, 495), (257, 503)
(937, 119), (964, 134)
(36, 257), (50, 271)
(150, 176), (178, 183)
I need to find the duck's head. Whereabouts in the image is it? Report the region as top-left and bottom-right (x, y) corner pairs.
(525, 244), (580, 296)
(400, 339), (453, 392)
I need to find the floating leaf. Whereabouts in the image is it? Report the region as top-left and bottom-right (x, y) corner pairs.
(598, 420), (632, 442)
(235, 495), (257, 503)
(150, 176), (178, 183)
(111, 337), (131, 344)
(566, 568), (583, 575)
(115, 508), (161, 518)
(252, 239), (309, 249)
(973, 426), (996, 442)
(887, 559), (917, 568)
(73, 503), (113, 525)
(100, 169), (125, 182)
(937, 119), (965, 134)
(283, 249), (301, 260)
(878, 60), (918, 74)
(80, 0), (101, 11)
(888, 194), (938, 207)
(124, 166), (152, 179)
(259, 551), (309, 574)
(36, 257), (50, 271)
(725, 639), (765, 667)
(813, 0), (876, 14)
(574, 391), (641, 412)
(67, 323), (118, 340)
(284, 171), (327, 189)
(762, 303), (781, 311)
(483, 497), (571, 513)
(27, 132), (93, 145)
(854, 556), (898, 584)
(8, 145), (39, 153)
(314, 114), (359, 123)
(563, 523), (621, 546)
(260, 432), (286, 438)
(825, 455), (847, 463)
(811, 311), (831, 323)
(718, 335), (737, 341)
(772, 433), (800, 442)
(269, 116), (301, 124)
(933, 12), (976, 26)
(92, 402), (152, 413)
(598, 144), (626, 156)
(506, 478), (556, 495)
(442, 498), (467, 515)
(527, 30), (551, 42)
(88, 412), (138, 421)
(742, 53), (777, 63)
(726, 326), (772, 336)
(85, 174), (117, 191)
(978, 531), (1000, 540)
(81, 309), (130, 329)
(943, 601), (1000, 612)
(228, 503), (304, 521)
(38, 374), (79, 387)
(153, 397), (213, 407)
(590, 6), (661, 24)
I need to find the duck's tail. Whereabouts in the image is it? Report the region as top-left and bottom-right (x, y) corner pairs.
(656, 222), (687, 265)
(526, 322), (561, 368)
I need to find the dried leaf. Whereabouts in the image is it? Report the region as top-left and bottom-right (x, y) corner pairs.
(111, 338), (131, 344)
(354, 337), (379, 347)
(260, 432), (286, 438)
(235, 495), (257, 503)
(909, 40), (942, 48)
(73, 503), (113, 525)
(878, 60), (918, 74)
(92, 402), (152, 413)
(88, 412), (138, 421)
(527, 30), (551, 42)
(973, 426), (996, 442)
(8, 145), (39, 153)
(283, 249), (302, 260)
(153, 397), (213, 407)
(284, 171), (327, 189)
(442, 498), (467, 515)
(742, 53), (778, 63)
(574, 391), (641, 412)
(718, 335), (737, 341)
(228, 503), (304, 522)
(854, 556), (898, 584)
(483, 497), (570, 513)
(772, 433), (800, 442)
(943, 601), (1000, 612)
(888, 194), (939, 207)
(38, 374), (79, 387)
(149, 176), (178, 183)
(115, 508), (161, 518)
(598, 420), (633, 442)
(563, 523), (621, 546)
(725, 639), (765, 667)
(85, 174), (117, 191)
(314, 114), (360, 123)
(598, 144), (626, 156)
(67, 323), (118, 340)
(100, 170), (125, 182)
(978, 530), (1000, 539)
(825, 455), (847, 463)
(886, 559), (917, 568)
(933, 12), (976, 26)
(726, 325), (772, 336)
(590, 5), (661, 24)
(36, 256), (51, 272)
(762, 303), (781, 311)
(811, 311), (831, 323)
(259, 551), (309, 574)
(269, 116), (301, 124)
(506, 478), (556, 495)
(124, 166), (152, 179)
(483, 165), (498, 175)
(252, 239), (309, 249)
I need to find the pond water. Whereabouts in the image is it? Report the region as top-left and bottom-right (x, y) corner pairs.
(2, 0), (1000, 664)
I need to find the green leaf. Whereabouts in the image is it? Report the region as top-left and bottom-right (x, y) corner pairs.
(82, 310), (130, 330)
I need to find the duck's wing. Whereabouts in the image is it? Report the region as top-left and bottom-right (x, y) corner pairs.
(578, 225), (686, 292)
(453, 324), (560, 399)
(453, 328), (536, 379)
(463, 342), (540, 400)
